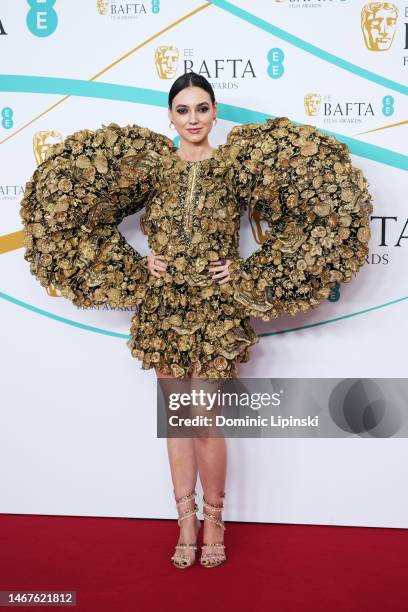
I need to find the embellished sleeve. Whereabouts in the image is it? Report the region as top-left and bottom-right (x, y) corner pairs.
(20, 123), (174, 308)
(225, 117), (373, 321)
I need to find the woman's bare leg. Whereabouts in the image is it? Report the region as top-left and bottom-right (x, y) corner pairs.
(156, 367), (200, 562)
(190, 367), (229, 550)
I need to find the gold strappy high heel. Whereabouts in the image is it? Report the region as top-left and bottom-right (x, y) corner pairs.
(171, 489), (201, 569)
(200, 492), (226, 568)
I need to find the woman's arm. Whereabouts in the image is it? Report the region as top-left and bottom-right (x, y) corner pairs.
(20, 123), (174, 308)
(224, 117), (373, 321)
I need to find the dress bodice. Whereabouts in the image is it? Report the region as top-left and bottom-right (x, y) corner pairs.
(140, 148), (242, 274)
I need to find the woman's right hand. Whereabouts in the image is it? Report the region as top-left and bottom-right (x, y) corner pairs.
(147, 250), (167, 278)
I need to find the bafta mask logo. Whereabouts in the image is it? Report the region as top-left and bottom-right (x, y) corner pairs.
(97, 0), (109, 15)
(33, 130), (63, 166)
(361, 2), (398, 51)
(155, 46), (179, 79)
(304, 93), (321, 116)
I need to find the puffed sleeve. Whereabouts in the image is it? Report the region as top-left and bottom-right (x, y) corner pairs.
(225, 117), (373, 321)
(20, 123), (174, 308)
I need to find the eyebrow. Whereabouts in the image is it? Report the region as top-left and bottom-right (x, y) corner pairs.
(175, 102), (210, 109)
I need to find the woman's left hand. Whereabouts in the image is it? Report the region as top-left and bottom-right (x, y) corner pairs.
(208, 258), (232, 285)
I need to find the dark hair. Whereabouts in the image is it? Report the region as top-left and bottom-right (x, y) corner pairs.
(168, 71), (215, 109)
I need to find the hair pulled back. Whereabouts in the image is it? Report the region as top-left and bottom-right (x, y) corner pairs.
(168, 71), (215, 109)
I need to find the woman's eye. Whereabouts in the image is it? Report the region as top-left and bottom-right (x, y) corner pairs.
(176, 107), (209, 114)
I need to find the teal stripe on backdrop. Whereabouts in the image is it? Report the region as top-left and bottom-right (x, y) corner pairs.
(1, 291), (407, 340)
(209, 0), (408, 96)
(0, 75), (406, 170)
(0, 291), (129, 339)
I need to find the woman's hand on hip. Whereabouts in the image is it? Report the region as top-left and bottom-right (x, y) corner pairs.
(208, 258), (232, 284)
(147, 250), (167, 278)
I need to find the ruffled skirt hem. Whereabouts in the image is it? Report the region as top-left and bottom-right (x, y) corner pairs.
(126, 315), (259, 380)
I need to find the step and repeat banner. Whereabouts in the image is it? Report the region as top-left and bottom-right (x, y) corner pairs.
(1, 1), (407, 527)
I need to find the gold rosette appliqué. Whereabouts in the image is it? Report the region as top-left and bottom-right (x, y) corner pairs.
(20, 123), (173, 308)
(225, 116), (373, 321)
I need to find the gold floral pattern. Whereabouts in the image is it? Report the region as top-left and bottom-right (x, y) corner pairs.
(20, 117), (373, 379)
(225, 117), (373, 320)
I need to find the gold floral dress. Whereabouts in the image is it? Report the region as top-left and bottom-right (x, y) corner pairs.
(20, 117), (373, 379)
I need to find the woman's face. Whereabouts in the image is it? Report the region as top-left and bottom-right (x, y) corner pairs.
(168, 86), (217, 144)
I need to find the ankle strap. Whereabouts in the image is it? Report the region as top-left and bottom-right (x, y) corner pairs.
(202, 509), (226, 531)
(177, 503), (199, 526)
(203, 492), (225, 511)
(174, 489), (196, 507)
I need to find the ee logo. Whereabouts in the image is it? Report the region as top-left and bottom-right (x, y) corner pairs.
(328, 282), (341, 303)
(26, 0), (58, 37)
(1, 107), (14, 129)
(382, 95), (394, 117)
(267, 48), (284, 79)
(151, 0), (161, 13)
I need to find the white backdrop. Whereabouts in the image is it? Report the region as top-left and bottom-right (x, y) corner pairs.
(1, 1), (407, 528)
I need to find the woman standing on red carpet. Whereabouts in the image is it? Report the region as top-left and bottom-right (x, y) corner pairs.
(21, 69), (372, 569)
(151, 73), (243, 569)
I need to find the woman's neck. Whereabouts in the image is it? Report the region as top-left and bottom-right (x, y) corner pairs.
(176, 142), (215, 162)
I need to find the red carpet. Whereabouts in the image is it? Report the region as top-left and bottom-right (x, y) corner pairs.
(0, 514), (407, 611)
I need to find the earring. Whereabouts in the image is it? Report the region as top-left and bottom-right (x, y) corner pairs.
(169, 121), (174, 129)
(214, 118), (217, 125)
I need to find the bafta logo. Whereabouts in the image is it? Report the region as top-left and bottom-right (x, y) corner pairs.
(304, 93), (321, 117)
(361, 2), (398, 51)
(97, 0), (109, 15)
(33, 130), (63, 166)
(155, 46), (179, 79)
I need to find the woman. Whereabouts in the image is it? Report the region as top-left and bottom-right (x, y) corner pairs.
(155, 74), (236, 569)
(20, 72), (373, 570)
